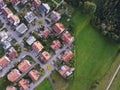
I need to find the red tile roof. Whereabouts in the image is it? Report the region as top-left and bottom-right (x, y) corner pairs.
(51, 40), (61, 51)
(39, 51), (51, 62)
(19, 79), (29, 90)
(32, 41), (44, 53)
(7, 47), (17, 59)
(6, 86), (16, 90)
(58, 65), (70, 78)
(9, 15), (20, 25)
(18, 60), (31, 73)
(7, 69), (21, 82)
(61, 51), (73, 62)
(52, 23), (65, 34)
(28, 69), (40, 81)
(2, 7), (13, 18)
(61, 31), (74, 44)
(0, 56), (10, 67)
(33, 0), (41, 7)
(10, 0), (20, 6)
(41, 29), (50, 38)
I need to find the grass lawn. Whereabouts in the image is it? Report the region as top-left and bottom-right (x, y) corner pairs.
(109, 69), (120, 90)
(65, 10), (119, 90)
(95, 53), (120, 90)
(35, 78), (53, 90)
(0, 45), (5, 58)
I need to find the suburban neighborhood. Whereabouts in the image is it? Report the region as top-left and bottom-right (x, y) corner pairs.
(0, 0), (75, 90)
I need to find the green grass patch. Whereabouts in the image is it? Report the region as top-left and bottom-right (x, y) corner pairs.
(35, 78), (53, 90)
(0, 45), (5, 58)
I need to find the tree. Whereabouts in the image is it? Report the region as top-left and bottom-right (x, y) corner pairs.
(83, 1), (96, 14)
(38, 19), (44, 24)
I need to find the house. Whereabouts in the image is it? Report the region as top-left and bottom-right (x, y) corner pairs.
(28, 69), (40, 81)
(10, 0), (20, 6)
(26, 36), (36, 45)
(51, 11), (61, 22)
(2, 7), (13, 18)
(0, 0), (6, 9)
(41, 29), (50, 38)
(7, 47), (17, 59)
(9, 15), (20, 26)
(7, 69), (21, 82)
(58, 65), (73, 78)
(32, 41), (44, 53)
(18, 60), (31, 73)
(2, 40), (11, 50)
(24, 11), (36, 23)
(21, 0), (27, 4)
(18, 79), (29, 90)
(0, 30), (8, 42)
(6, 86), (17, 90)
(39, 3), (50, 14)
(39, 51), (51, 63)
(52, 23), (65, 35)
(0, 56), (10, 68)
(61, 51), (73, 62)
(33, 0), (41, 8)
(16, 23), (28, 35)
(61, 31), (74, 44)
(51, 40), (61, 51)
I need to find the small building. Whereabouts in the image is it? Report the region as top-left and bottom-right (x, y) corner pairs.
(58, 65), (73, 78)
(16, 23), (28, 35)
(41, 29), (50, 38)
(24, 11), (36, 23)
(61, 31), (74, 44)
(39, 3), (50, 14)
(0, 56), (10, 68)
(39, 51), (51, 63)
(6, 86), (17, 90)
(18, 79), (29, 90)
(0, 0), (6, 9)
(2, 7), (13, 18)
(7, 47), (17, 59)
(18, 60), (31, 73)
(10, 0), (20, 6)
(0, 30), (8, 42)
(28, 69), (40, 81)
(32, 41), (44, 53)
(51, 40), (61, 51)
(9, 15), (20, 26)
(61, 51), (73, 62)
(51, 11), (61, 22)
(7, 69), (21, 82)
(33, 0), (41, 8)
(52, 23), (65, 35)
(26, 36), (36, 45)
(2, 40), (11, 50)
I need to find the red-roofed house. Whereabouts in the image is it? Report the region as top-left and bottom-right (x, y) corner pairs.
(0, 56), (10, 68)
(52, 23), (65, 35)
(19, 79), (29, 90)
(7, 47), (17, 59)
(61, 51), (73, 62)
(41, 29), (50, 38)
(2, 7), (13, 18)
(61, 31), (74, 44)
(32, 41), (44, 53)
(0, 0), (6, 9)
(9, 15), (20, 26)
(7, 69), (21, 82)
(28, 69), (40, 81)
(18, 60), (31, 73)
(10, 0), (20, 6)
(51, 40), (61, 51)
(39, 51), (51, 63)
(58, 65), (72, 78)
(6, 86), (17, 90)
(33, 0), (41, 8)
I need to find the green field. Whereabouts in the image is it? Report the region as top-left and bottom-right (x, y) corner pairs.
(65, 10), (119, 90)
(35, 78), (53, 90)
